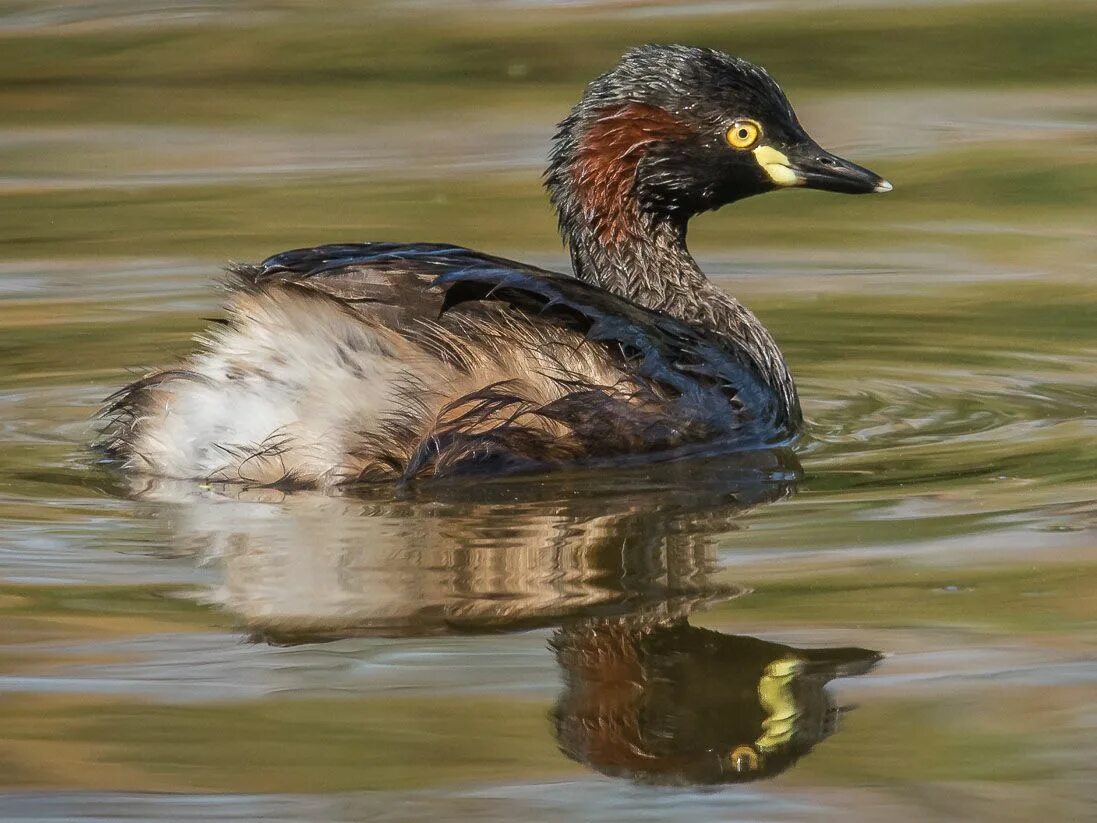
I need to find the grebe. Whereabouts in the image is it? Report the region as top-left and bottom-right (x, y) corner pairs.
(100, 45), (890, 487)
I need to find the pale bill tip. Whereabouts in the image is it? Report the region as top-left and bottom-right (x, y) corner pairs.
(874, 179), (893, 193)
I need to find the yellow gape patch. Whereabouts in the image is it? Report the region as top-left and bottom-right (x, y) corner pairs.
(753, 146), (801, 187)
(756, 656), (801, 752)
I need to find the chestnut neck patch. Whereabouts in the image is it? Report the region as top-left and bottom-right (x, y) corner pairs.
(569, 103), (695, 247)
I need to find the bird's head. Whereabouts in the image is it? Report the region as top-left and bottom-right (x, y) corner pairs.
(547, 44), (890, 243)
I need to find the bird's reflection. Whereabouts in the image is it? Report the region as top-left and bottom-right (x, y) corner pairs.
(134, 449), (880, 785)
(551, 619), (879, 784)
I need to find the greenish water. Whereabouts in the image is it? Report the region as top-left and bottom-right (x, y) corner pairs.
(2, 1), (1097, 820)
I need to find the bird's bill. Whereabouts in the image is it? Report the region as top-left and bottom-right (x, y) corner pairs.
(753, 143), (891, 194)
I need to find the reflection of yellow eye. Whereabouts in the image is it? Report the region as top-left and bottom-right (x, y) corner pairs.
(729, 745), (761, 772)
(726, 120), (762, 150)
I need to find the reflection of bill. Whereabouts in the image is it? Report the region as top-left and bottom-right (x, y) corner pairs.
(552, 620), (880, 785)
(134, 449), (880, 784)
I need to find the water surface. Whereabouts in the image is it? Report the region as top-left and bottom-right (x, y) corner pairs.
(2, 1), (1097, 820)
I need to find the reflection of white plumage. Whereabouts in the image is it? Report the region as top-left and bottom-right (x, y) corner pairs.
(134, 453), (794, 639)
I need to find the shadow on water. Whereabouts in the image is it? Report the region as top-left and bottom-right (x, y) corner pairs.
(127, 448), (881, 786)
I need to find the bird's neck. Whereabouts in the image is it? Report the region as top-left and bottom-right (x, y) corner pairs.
(545, 100), (799, 425)
(565, 210), (800, 425)
(569, 212), (706, 317)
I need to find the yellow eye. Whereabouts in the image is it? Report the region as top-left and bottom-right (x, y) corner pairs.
(726, 120), (761, 150)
